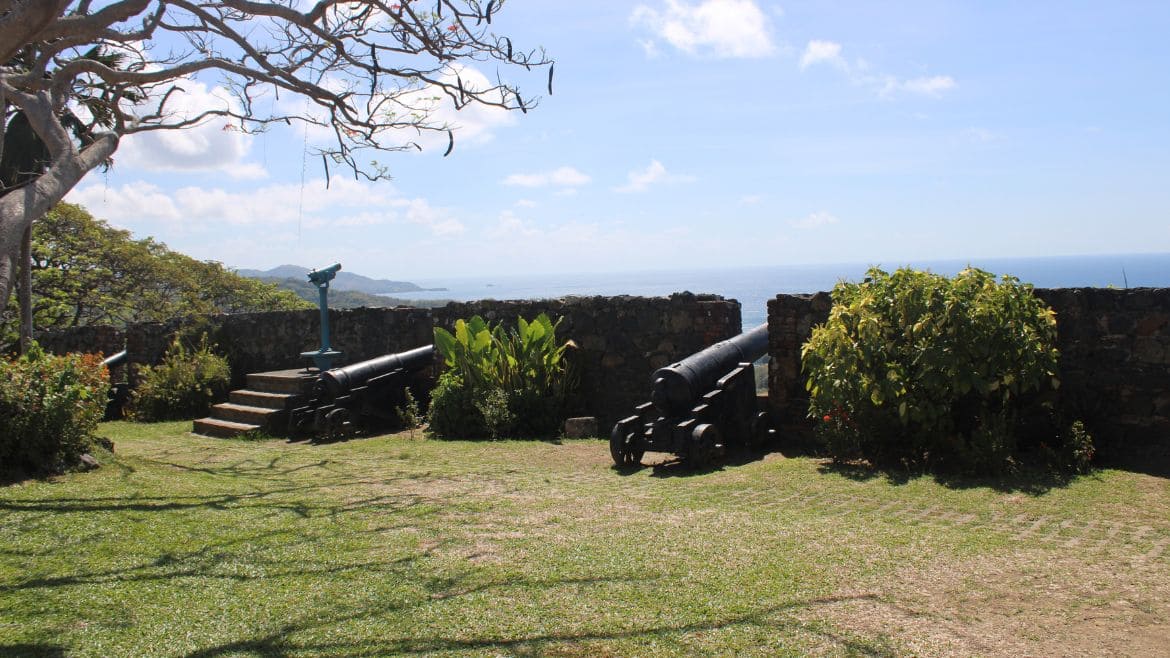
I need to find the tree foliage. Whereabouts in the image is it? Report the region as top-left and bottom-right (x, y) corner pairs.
(0, 202), (310, 347)
(0, 0), (552, 310)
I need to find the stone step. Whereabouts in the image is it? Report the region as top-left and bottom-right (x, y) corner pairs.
(210, 402), (282, 426)
(193, 417), (261, 439)
(246, 369), (318, 395)
(230, 389), (297, 410)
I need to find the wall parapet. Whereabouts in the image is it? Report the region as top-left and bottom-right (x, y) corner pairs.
(38, 292), (741, 430)
(767, 287), (1170, 464)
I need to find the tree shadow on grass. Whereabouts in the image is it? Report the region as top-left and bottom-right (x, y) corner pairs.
(179, 591), (896, 658)
(0, 644), (67, 658)
(611, 445), (776, 478)
(816, 458), (1087, 496)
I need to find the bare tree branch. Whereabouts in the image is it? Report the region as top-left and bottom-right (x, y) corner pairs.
(0, 0), (553, 308)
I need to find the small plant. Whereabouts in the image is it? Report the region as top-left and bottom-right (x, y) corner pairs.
(395, 387), (424, 438)
(1059, 420), (1095, 474)
(803, 266), (1068, 474)
(0, 343), (108, 475)
(130, 333), (231, 422)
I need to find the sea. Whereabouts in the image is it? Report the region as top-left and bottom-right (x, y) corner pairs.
(384, 253), (1170, 329)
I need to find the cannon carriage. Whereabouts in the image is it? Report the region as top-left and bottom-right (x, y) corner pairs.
(289, 345), (434, 441)
(610, 324), (771, 467)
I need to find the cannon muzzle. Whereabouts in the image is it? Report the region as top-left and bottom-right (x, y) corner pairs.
(650, 323), (767, 416)
(318, 345), (434, 399)
(102, 350), (128, 368)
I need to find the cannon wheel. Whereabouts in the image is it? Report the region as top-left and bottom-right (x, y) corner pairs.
(689, 423), (723, 468)
(325, 407), (351, 442)
(610, 422), (644, 467)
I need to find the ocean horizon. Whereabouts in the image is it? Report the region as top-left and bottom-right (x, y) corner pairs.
(385, 253), (1170, 329)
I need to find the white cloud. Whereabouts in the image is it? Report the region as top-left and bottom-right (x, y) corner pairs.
(66, 181), (182, 223)
(614, 160), (695, 193)
(798, 40), (957, 99)
(961, 127), (1001, 143)
(739, 194), (764, 206)
(272, 65), (515, 157)
(631, 0), (776, 59)
(66, 177), (463, 236)
(502, 166), (591, 188)
(789, 211), (839, 229)
(898, 75), (958, 98)
(392, 65), (517, 153)
(514, 199), (538, 208)
(488, 210), (540, 239)
(116, 78), (266, 176)
(800, 40), (846, 70)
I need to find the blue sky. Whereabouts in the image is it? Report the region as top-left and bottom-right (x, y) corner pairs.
(66, 1), (1170, 280)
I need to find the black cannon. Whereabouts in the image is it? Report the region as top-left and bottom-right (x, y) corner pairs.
(102, 350), (130, 421)
(289, 345), (434, 441)
(610, 324), (770, 467)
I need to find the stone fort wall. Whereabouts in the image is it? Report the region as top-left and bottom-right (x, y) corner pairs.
(767, 287), (1170, 465)
(37, 293), (741, 428)
(39, 287), (1170, 463)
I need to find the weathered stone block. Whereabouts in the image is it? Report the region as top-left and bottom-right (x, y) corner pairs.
(562, 416), (599, 438)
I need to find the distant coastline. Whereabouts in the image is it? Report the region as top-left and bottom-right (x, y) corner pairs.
(378, 253), (1170, 328)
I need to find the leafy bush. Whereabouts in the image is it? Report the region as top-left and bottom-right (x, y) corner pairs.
(428, 314), (574, 439)
(0, 344), (108, 475)
(130, 334), (231, 421)
(802, 267), (1076, 474)
(427, 372), (490, 439)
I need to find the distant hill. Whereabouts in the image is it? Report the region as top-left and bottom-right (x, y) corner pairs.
(248, 276), (450, 310)
(236, 264), (446, 295)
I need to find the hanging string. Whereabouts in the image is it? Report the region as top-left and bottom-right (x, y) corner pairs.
(297, 104), (310, 245)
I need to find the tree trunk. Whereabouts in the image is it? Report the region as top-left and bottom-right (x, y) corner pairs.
(0, 131), (118, 312)
(18, 223), (32, 353)
(0, 1), (72, 64)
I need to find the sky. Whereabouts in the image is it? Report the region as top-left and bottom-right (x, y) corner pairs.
(65, 1), (1170, 281)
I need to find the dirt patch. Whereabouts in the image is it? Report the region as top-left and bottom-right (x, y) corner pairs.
(813, 548), (1170, 656)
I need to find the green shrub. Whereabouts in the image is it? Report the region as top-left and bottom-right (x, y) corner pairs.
(130, 334), (230, 421)
(428, 314), (574, 439)
(803, 267), (1072, 474)
(0, 344), (108, 475)
(426, 371), (489, 439)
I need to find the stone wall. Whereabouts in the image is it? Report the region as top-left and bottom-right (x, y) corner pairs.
(766, 287), (1170, 462)
(38, 293), (741, 429)
(38, 308), (435, 389)
(765, 293), (831, 436)
(435, 293), (742, 427)
(1034, 288), (1170, 461)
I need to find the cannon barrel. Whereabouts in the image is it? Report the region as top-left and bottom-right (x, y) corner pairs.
(319, 345), (433, 399)
(650, 324), (767, 416)
(102, 350), (128, 368)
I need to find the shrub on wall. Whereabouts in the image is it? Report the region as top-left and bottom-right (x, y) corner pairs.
(802, 267), (1086, 474)
(130, 334), (230, 421)
(0, 344), (108, 475)
(428, 314), (574, 439)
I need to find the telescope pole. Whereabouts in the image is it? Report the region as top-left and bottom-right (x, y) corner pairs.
(318, 282), (331, 352)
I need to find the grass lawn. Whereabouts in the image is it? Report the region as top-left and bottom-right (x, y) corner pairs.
(2, 423), (1168, 657)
